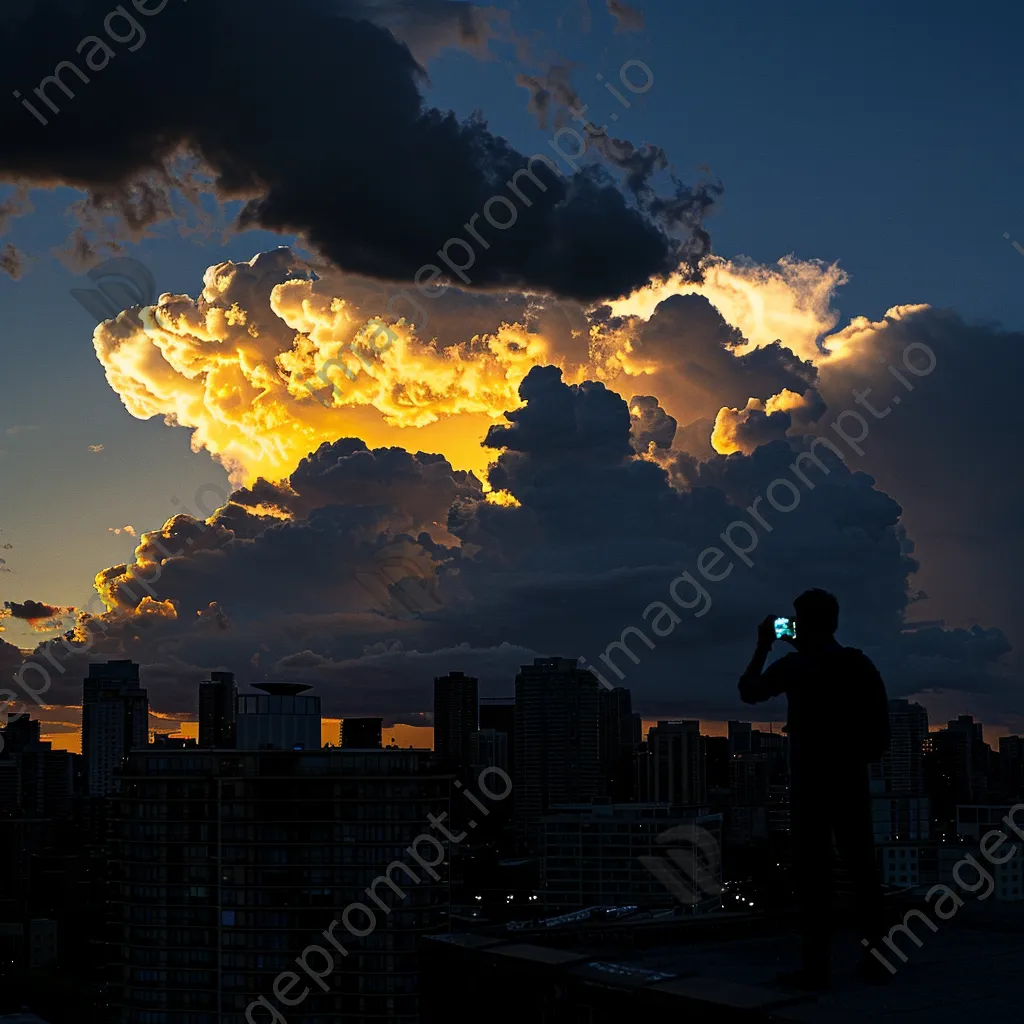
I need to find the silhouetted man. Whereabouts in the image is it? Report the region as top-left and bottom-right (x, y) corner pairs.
(739, 588), (890, 988)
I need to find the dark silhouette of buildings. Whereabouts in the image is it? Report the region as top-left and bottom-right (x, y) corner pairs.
(151, 732), (197, 749)
(198, 670), (237, 748)
(645, 720), (706, 805)
(109, 745), (451, 1023)
(236, 682), (321, 750)
(926, 713), (995, 830)
(341, 716), (383, 749)
(879, 699), (929, 795)
(999, 734), (1023, 797)
(703, 735), (729, 792)
(2, 715), (42, 754)
(514, 658), (601, 841)
(81, 660), (148, 797)
(0, 718), (77, 819)
(433, 671), (478, 772)
(540, 803), (723, 911)
(13, 650), (1024, 1024)
(598, 686), (641, 801)
(869, 699), (930, 844)
(478, 697), (514, 775)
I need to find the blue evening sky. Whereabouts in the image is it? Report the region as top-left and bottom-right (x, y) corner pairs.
(0, 0), (1020, 644)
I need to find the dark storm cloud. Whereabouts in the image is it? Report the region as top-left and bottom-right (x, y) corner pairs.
(810, 305), (1024, 669)
(4, 599), (68, 621)
(634, 293), (819, 405)
(629, 395), (677, 451)
(0, 0), (711, 300)
(725, 402), (793, 448)
(8, 316), (1020, 724)
(515, 64), (723, 271)
(283, 439), (481, 527)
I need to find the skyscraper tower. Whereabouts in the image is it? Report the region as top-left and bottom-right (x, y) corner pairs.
(479, 696), (515, 780)
(598, 686), (640, 801)
(82, 660), (148, 797)
(514, 657), (601, 841)
(883, 699), (929, 795)
(646, 720), (706, 805)
(198, 670), (237, 748)
(433, 671), (478, 772)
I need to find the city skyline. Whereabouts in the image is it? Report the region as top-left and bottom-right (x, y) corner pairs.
(0, 1), (1022, 1020)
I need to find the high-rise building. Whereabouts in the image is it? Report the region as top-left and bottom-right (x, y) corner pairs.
(599, 686), (640, 801)
(877, 699), (928, 795)
(646, 720), (706, 805)
(702, 734), (729, 792)
(1, 715), (41, 753)
(0, 717), (77, 818)
(514, 657), (601, 841)
(727, 720), (753, 757)
(82, 660), (148, 797)
(109, 746), (451, 1023)
(470, 728), (508, 774)
(925, 714), (994, 831)
(198, 670), (237, 748)
(236, 682), (321, 750)
(999, 735), (1023, 797)
(479, 697), (514, 779)
(433, 671), (478, 771)
(341, 716), (383, 749)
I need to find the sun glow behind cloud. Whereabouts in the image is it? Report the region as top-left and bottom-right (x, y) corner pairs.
(92, 247), (882, 503)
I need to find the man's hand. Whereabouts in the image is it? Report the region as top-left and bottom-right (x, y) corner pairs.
(739, 616), (788, 705)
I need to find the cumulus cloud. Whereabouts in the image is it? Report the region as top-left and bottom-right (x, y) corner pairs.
(711, 388), (825, 455)
(3, 599), (76, 633)
(88, 250), (850, 490)
(91, 247), (558, 484)
(629, 395), (677, 452)
(3, 236), (1020, 732)
(20, 358), (1013, 728)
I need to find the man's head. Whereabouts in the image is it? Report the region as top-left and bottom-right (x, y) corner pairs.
(793, 588), (839, 646)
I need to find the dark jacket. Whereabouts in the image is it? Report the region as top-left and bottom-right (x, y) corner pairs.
(739, 642), (890, 781)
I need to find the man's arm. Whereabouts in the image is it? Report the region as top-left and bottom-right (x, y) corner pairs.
(738, 616), (790, 705)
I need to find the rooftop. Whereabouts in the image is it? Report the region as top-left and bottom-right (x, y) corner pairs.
(423, 900), (1024, 1023)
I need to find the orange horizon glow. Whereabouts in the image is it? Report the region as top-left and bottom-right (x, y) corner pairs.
(30, 713), (1015, 755)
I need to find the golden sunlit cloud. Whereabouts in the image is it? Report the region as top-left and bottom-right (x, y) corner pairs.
(712, 388), (824, 455)
(93, 249), (559, 486)
(89, 245), (921, 557)
(606, 254), (849, 362)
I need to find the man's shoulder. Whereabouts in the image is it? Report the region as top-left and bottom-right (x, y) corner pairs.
(766, 650), (804, 674)
(838, 645), (876, 666)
